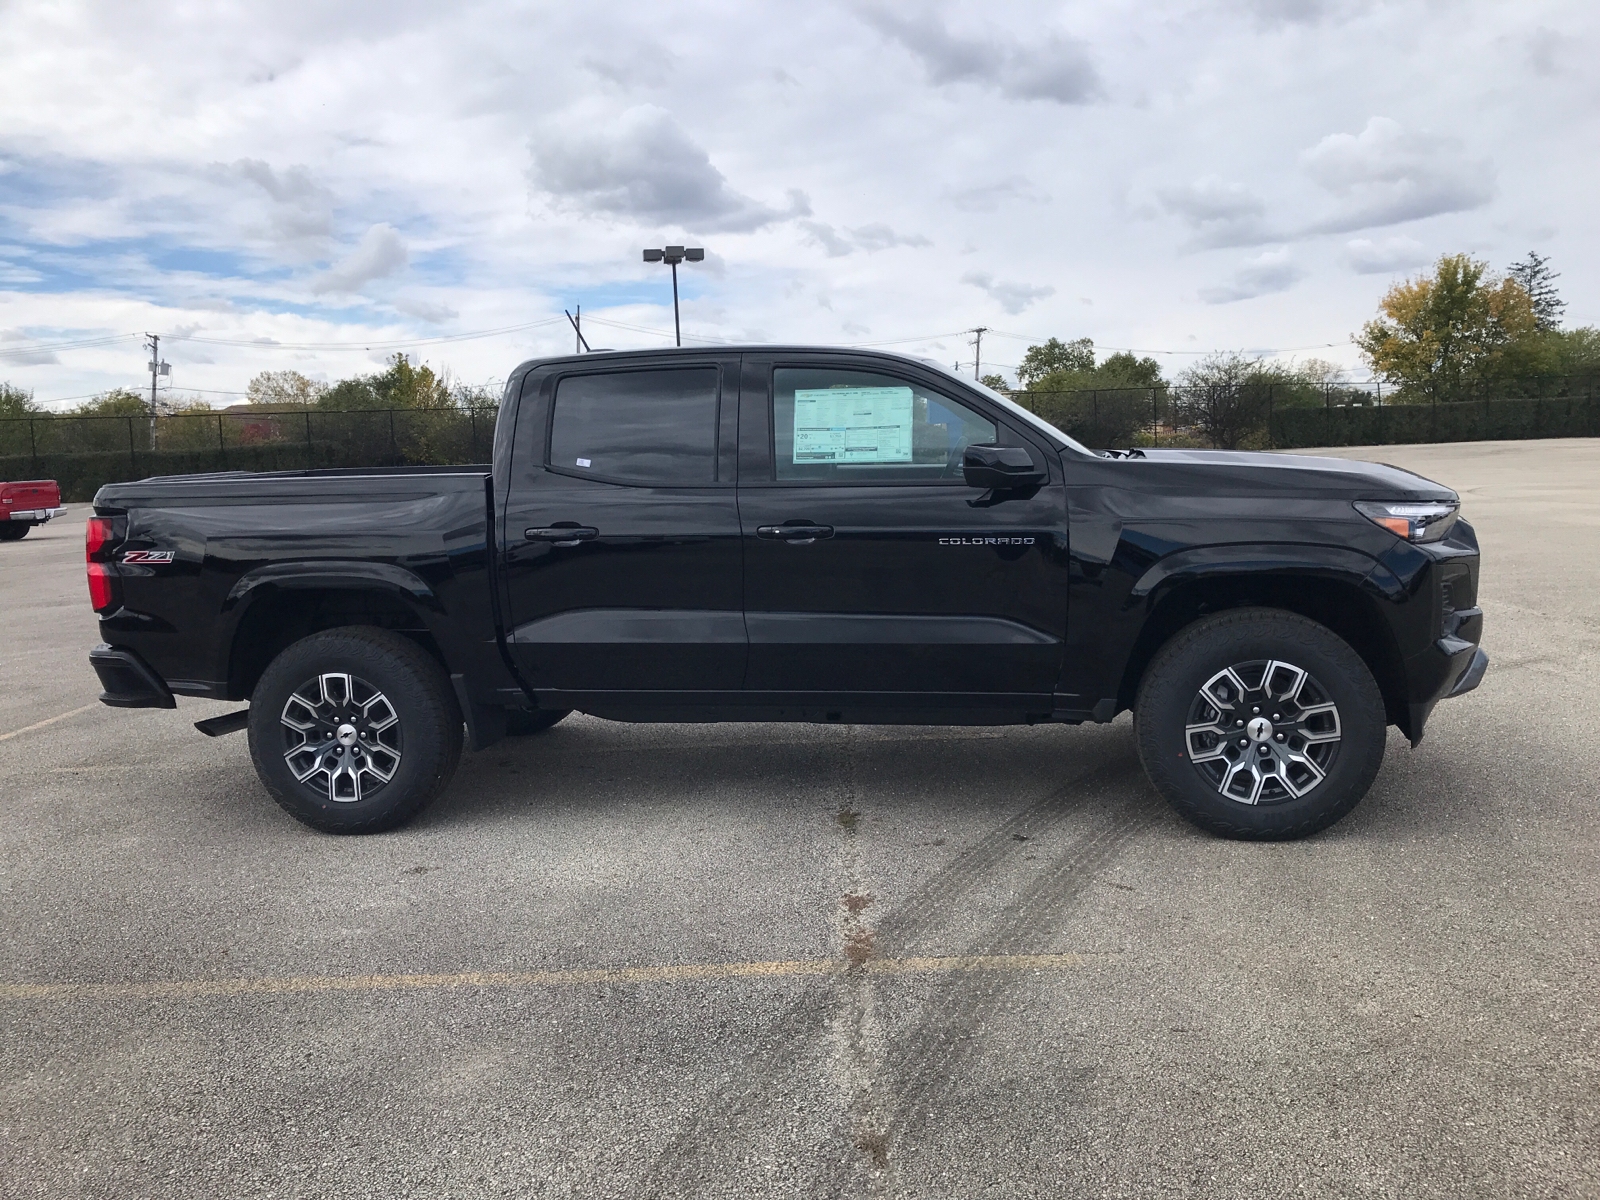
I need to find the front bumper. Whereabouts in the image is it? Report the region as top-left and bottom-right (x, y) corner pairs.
(89, 644), (176, 709)
(1445, 646), (1489, 698)
(6, 507), (65, 522)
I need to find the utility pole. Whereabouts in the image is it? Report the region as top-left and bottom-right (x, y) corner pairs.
(563, 309), (592, 352)
(145, 333), (161, 415)
(969, 327), (989, 380)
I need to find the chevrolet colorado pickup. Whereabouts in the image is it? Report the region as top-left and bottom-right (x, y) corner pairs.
(86, 347), (1487, 839)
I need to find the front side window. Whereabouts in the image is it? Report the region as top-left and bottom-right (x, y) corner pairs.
(773, 367), (997, 483)
(549, 368), (718, 485)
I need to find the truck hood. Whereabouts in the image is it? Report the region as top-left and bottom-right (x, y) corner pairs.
(1119, 448), (1458, 502)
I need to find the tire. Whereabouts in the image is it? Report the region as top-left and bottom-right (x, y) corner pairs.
(1135, 608), (1387, 841)
(0, 523), (30, 540)
(247, 626), (463, 834)
(505, 707), (571, 737)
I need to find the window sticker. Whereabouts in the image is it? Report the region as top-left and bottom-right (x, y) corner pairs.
(793, 386), (913, 464)
(576, 457), (591, 467)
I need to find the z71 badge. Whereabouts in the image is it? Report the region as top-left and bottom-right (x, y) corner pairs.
(120, 550), (176, 563)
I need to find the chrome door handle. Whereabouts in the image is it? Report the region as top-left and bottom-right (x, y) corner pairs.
(525, 526), (598, 546)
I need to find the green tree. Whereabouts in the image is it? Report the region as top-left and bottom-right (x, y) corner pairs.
(1015, 337), (1094, 388)
(1355, 254), (1540, 400)
(74, 388), (151, 416)
(979, 372), (1009, 392)
(1011, 340), (1167, 448)
(0, 382), (40, 419)
(372, 353), (454, 410)
(1507, 252), (1564, 332)
(246, 370), (328, 409)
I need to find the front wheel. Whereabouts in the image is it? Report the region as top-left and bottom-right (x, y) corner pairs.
(1135, 608), (1387, 841)
(248, 626), (463, 834)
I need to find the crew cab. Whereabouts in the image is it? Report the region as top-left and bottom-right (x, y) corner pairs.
(85, 347), (1487, 839)
(1, 479), (64, 540)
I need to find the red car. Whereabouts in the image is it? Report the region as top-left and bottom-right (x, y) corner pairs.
(0, 480), (65, 540)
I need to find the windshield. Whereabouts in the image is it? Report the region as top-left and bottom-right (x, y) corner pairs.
(916, 358), (1094, 457)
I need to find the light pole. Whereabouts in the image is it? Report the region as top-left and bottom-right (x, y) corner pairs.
(642, 245), (704, 346)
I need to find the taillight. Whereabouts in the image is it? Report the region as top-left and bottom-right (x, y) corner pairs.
(86, 517), (119, 613)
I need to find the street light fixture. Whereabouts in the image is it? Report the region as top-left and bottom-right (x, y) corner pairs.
(642, 245), (704, 346)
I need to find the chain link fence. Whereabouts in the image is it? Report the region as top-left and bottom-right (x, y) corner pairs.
(1010, 379), (1600, 452)
(7, 381), (1600, 501)
(0, 407), (499, 501)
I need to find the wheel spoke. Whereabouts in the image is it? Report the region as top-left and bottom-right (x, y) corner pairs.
(1185, 656), (1341, 807)
(281, 672), (402, 805)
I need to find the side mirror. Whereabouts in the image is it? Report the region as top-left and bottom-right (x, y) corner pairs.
(962, 443), (1046, 491)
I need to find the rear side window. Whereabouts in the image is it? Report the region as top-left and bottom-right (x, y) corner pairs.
(549, 368), (719, 485)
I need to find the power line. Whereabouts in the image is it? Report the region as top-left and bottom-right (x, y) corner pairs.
(168, 317), (567, 352)
(0, 333), (141, 358)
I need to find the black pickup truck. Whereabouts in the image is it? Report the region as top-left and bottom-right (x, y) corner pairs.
(86, 346), (1486, 839)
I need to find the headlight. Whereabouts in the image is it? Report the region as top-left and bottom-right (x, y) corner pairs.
(1353, 500), (1460, 543)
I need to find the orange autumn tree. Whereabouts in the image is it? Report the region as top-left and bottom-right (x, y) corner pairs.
(1355, 254), (1539, 400)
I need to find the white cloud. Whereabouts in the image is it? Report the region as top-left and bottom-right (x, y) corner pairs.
(311, 224), (408, 295)
(0, 0), (1591, 403)
(858, 6), (1102, 104)
(1300, 117), (1495, 234)
(962, 271), (1056, 314)
(529, 105), (807, 233)
(1157, 177), (1270, 248)
(944, 177), (1051, 213)
(1198, 248), (1305, 304)
(1342, 236), (1429, 275)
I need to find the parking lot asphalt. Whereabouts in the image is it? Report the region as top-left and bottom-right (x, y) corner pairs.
(2, 438), (1597, 1200)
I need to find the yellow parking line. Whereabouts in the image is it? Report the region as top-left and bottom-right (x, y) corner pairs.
(0, 953), (1089, 1002)
(0, 703), (98, 744)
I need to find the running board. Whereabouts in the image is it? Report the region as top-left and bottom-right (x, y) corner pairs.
(194, 709), (250, 737)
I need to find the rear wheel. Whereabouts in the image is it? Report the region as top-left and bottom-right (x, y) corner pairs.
(1135, 608), (1387, 840)
(0, 523), (30, 540)
(247, 626), (462, 834)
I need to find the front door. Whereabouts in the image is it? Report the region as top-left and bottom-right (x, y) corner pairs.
(500, 358), (744, 700)
(736, 355), (1069, 704)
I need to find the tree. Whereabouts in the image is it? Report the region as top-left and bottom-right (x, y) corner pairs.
(1010, 340), (1167, 448)
(372, 353), (454, 410)
(1015, 337), (1094, 388)
(74, 388), (150, 416)
(979, 372), (1009, 392)
(1354, 254), (1539, 400)
(247, 370), (327, 408)
(1175, 354), (1264, 449)
(1508, 252), (1565, 332)
(0, 382), (40, 419)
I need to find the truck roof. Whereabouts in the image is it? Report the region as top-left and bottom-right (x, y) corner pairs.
(510, 344), (945, 375)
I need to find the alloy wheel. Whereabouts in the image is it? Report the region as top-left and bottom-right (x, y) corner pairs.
(1183, 659), (1342, 805)
(281, 673), (402, 803)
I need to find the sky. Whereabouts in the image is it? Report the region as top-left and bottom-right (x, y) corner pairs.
(0, 0), (1594, 409)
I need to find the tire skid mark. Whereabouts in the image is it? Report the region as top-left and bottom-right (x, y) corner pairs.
(638, 737), (1149, 1197)
(871, 748), (1144, 960)
(885, 787), (1162, 1143)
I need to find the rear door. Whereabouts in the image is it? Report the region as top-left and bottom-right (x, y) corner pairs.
(736, 353), (1069, 705)
(500, 357), (744, 699)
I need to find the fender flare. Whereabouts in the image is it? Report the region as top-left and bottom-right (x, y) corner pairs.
(223, 560), (440, 610)
(1128, 542), (1401, 608)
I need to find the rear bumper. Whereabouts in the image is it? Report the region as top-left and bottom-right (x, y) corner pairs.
(6, 507), (65, 522)
(89, 644), (176, 709)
